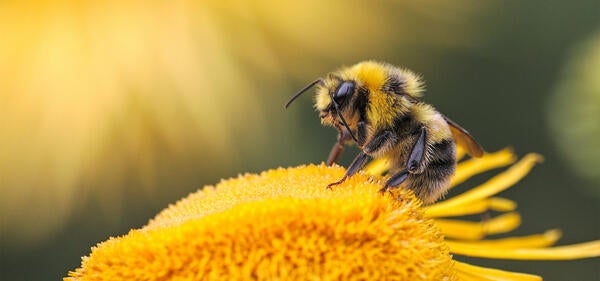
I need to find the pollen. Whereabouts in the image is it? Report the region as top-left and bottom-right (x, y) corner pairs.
(65, 165), (455, 281)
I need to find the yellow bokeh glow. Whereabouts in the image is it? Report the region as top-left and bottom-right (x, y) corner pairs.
(0, 0), (490, 246)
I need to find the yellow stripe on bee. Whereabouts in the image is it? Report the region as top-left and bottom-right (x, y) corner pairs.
(394, 67), (424, 97)
(412, 103), (452, 143)
(315, 61), (389, 112)
(345, 61), (388, 90)
(338, 61), (399, 130)
(367, 90), (399, 129)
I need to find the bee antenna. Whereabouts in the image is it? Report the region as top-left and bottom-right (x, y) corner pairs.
(329, 92), (359, 143)
(284, 78), (323, 109)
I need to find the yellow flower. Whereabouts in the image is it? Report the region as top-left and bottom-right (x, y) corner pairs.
(65, 149), (600, 281)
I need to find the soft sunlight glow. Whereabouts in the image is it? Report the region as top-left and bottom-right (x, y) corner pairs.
(0, 0), (493, 247)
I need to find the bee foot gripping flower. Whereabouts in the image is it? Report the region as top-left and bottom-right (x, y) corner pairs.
(66, 149), (600, 281)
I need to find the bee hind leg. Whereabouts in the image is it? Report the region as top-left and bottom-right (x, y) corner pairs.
(327, 152), (368, 189)
(379, 127), (427, 194)
(379, 170), (409, 193)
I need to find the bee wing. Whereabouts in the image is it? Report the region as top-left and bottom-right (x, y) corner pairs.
(443, 116), (484, 158)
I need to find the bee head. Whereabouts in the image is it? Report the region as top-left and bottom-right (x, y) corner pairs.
(285, 76), (359, 143)
(314, 76), (360, 143)
(315, 79), (354, 119)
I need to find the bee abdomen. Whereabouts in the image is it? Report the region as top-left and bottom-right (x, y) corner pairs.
(426, 139), (456, 177)
(406, 139), (456, 204)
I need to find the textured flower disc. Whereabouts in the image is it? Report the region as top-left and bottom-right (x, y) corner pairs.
(66, 164), (455, 281)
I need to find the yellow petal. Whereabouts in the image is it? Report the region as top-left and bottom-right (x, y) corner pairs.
(450, 148), (517, 188)
(447, 229), (562, 249)
(454, 261), (542, 281)
(487, 197), (518, 212)
(363, 157), (390, 176)
(427, 154), (543, 217)
(455, 146), (467, 161)
(434, 212), (521, 240)
(448, 239), (600, 260)
(426, 197), (516, 218)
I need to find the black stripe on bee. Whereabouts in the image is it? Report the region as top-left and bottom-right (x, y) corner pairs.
(353, 86), (370, 122)
(392, 114), (419, 136)
(427, 139), (456, 176)
(364, 130), (395, 154)
(381, 75), (404, 95)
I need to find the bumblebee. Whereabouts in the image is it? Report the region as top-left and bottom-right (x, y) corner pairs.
(285, 61), (484, 204)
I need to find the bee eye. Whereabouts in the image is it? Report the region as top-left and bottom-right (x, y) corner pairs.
(334, 81), (355, 101)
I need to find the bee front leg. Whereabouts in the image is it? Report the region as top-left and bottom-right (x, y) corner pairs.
(379, 127), (427, 193)
(328, 128), (393, 191)
(363, 129), (396, 155)
(326, 129), (353, 166)
(326, 120), (368, 166)
(327, 152), (368, 189)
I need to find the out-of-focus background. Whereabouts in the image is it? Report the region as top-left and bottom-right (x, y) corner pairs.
(0, 1), (598, 280)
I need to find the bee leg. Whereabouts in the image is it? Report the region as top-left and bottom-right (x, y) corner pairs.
(357, 121), (368, 147)
(363, 130), (395, 154)
(328, 120), (367, 165)
(379, 170), (409, 193)
(326, 142), (345, 166)
(379, 127), (427, 193)
(326, 129), (352, 166)
(407, 127), (427, 173)
(327, 152), (368, 189)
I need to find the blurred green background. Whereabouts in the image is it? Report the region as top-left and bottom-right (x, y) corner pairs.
(1, 1), (599, 280)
